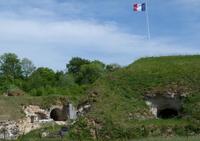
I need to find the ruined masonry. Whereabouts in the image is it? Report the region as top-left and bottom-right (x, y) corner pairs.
(0, 102), (91, 140)
(0, 103), (78, 140)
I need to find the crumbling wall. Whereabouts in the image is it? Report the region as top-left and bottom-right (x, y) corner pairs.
(0, 105), (54, 140)
(0, 101), (91, 140)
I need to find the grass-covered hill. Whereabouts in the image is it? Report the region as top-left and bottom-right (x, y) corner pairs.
(69, 55), (200, 140)
(2, 55), (200, 141)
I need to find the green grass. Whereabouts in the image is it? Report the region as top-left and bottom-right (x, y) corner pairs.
(3, 55), (200, 140)
(70, 55), (200, 140)
(17, 124), (200, 141)
(17, 136), (200, 141)
(132, 136), (200, 141)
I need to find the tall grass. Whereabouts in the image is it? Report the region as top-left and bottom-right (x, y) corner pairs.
(132, 136), (200, 141)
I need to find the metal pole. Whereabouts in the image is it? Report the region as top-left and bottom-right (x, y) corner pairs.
(145, 0), (151, 40)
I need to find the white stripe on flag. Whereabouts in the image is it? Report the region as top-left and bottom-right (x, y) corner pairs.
(137, 4), (142, 11)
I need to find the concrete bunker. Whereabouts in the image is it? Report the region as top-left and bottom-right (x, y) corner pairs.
(145, 95), (182, 119)
(50, 104), (77, 121)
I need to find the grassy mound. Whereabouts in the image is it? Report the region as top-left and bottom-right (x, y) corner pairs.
(70, 55), (200, 140)
(18, 124), (200, 141)
(5, 55), (200, 141)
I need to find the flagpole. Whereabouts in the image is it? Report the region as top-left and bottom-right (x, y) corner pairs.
(145, 0), (151, 40)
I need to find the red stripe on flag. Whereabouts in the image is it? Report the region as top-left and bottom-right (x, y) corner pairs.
(133, 4), (138, 11)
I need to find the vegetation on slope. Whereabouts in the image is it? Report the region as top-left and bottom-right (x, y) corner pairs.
(69, 55), (200, 140)
(0, 53), (120, 121)
(1, 53), (200, 140)
(19, 124), (200, 141)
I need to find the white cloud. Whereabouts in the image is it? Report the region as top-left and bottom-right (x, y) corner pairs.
(0, 0), (84, 20)
(0, 19), (199, 70)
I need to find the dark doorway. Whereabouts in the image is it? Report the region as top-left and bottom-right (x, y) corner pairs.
(157, 108), (178, 119)
(50, 108), (67, 121)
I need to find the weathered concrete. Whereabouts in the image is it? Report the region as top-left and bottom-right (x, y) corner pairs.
(69, 103), (77, 120)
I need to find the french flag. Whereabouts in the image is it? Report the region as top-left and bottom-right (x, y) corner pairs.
(133, 3), (146, 12)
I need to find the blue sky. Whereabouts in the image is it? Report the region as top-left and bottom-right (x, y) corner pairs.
(0, 0), (200, 70)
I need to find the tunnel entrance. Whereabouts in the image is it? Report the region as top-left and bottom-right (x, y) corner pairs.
(157, 108), (178, 119)
(145, 95), (182, 119)
(50, 108), (67, 121)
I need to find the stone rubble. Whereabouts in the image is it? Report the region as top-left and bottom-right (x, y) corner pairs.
(0, 105), (58, 140)
(0, 102), (91, 140)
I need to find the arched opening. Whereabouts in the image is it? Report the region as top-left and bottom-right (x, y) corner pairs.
(145, 95), (183, 119)
(50, 108), (67, 121)
(157, 108), (178, 119)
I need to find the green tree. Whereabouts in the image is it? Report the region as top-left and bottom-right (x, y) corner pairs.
(67, 58), (106, 84)
(0, 53), (22, 80)
(67, 57), (90, 74)
(21, 58), (36, 78)
(106, 63), (121, 72)
(55, 71), (75, 87)
(28, 67), (56, 89)
(78, 62), (105, 84)
(92, 60), (106, 69)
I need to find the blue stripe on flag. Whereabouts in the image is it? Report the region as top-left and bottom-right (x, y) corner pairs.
(142, 3), (146, 11)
